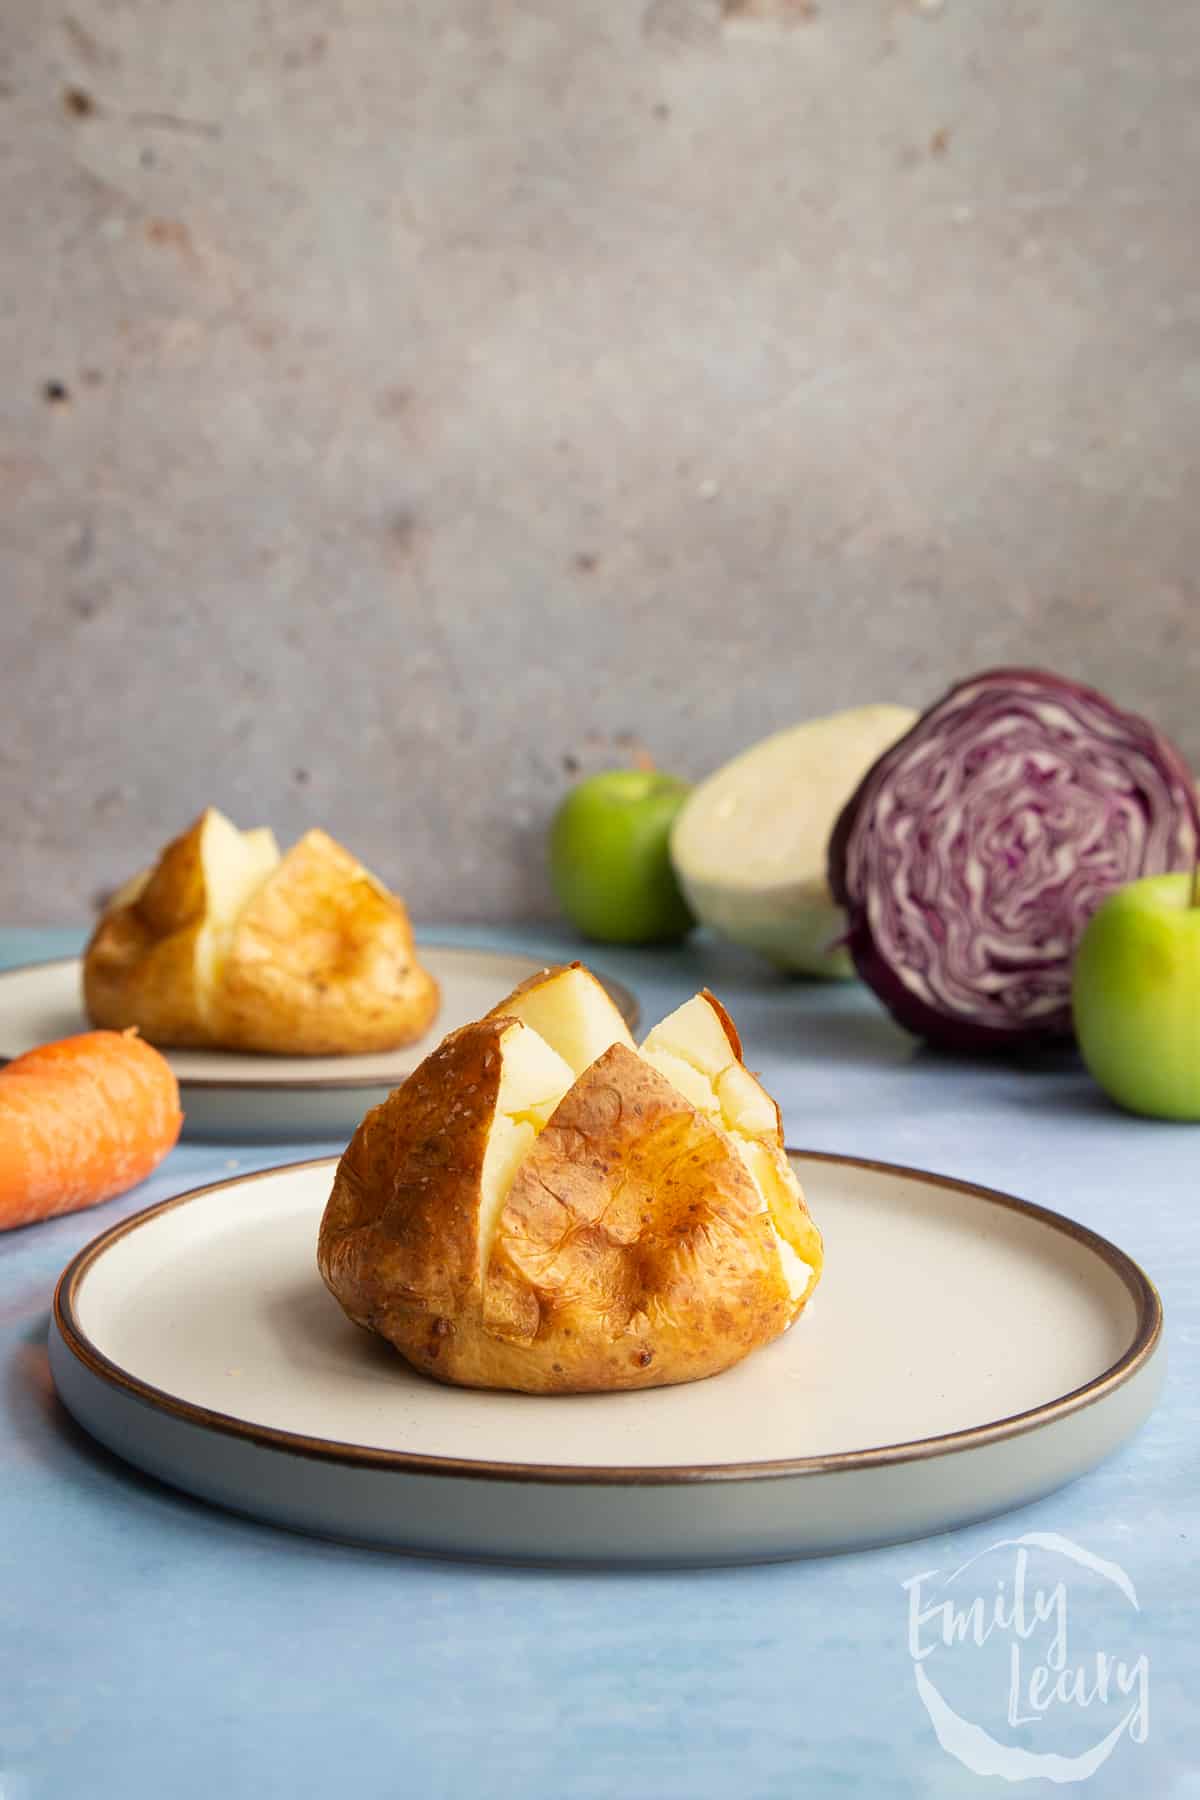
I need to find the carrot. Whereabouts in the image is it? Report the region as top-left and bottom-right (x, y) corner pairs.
(0, 1030), (182, 1232)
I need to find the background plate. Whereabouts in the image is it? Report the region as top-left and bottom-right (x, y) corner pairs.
(0, 951), (638, 1140)
(49, 1153), (1163, 1566)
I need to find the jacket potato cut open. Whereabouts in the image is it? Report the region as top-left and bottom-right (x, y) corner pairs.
(83, 809), (439, 1055)
(318, 965), (822, 1393)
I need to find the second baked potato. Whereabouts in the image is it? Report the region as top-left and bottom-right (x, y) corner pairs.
(84, 809), (440, 1056)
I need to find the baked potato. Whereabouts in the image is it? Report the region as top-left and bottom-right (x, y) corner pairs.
(318, 963), (822, 1393)
(83, 808), (440, 1055)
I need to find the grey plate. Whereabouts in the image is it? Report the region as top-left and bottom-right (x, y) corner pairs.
(50, 1153), (1162, 1566)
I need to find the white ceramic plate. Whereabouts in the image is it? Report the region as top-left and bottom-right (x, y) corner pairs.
(49, 1154), (1162, 1566)
(0, 953), (638, 1140)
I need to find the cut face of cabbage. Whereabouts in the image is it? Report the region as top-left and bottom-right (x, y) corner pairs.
(829, 668), (1200, 1049)
(670, 705), (918, 977)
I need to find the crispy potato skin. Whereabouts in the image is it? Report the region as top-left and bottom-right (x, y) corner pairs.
(83, 819), (439, 1055)
(699, 987), (743, 1060)
(218, 831), (439, 1055)
(318, 1037), (805, 1394)
(482, 962), (572, 1011)
(83, 821), (213, 1046)
(319, 1017), (507, 1340)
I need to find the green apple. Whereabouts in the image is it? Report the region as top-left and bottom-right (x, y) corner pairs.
(1072, 872), (1200, 1120)
(549, 770), (695, 945)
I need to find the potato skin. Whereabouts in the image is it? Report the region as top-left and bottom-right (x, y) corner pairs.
(318, 1016), (509, 1341)
(83, 821), (213, 1046)
(83, 820), (439, 1056)
(318, 1036), (802, 1394)
(483, 962), (571, 1012)
(217, 831), (440, 1056)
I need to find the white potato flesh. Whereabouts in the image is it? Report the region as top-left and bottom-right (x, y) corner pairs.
(715, 1061), (778, 1137)
(736, 1139), (812, 1300)
(473, 990), (812, 1305)
(641, 996), (812, 1301)
(477, 1022), (577, 1269)
(638, 1045), (718, 1118)
(200, 810), (281, 921)
(241, 826), (282, 872)
(194, 811), (281, 1028)
(496, 964), (635, 1076)
(641, 993), (738, 1076)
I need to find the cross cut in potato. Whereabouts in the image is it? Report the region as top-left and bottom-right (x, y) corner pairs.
(318, 963), (822, 1393)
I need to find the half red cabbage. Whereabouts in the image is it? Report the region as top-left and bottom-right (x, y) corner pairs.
(827, 668), (1200, 1050)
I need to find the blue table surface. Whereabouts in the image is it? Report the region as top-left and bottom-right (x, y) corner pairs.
(2, 924), (1196, 1798)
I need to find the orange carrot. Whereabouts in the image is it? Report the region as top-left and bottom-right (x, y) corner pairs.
(0, 1030), (182, 1231)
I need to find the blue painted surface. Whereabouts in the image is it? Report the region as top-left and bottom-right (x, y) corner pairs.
(2, 925), (1196, 1798)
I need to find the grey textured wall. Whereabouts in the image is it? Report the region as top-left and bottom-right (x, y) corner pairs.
(3, 0), (1198, 925)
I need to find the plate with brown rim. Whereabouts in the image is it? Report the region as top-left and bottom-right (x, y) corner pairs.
(48, 1151), (1163, 1566)
(0, 951), (638, 1140)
